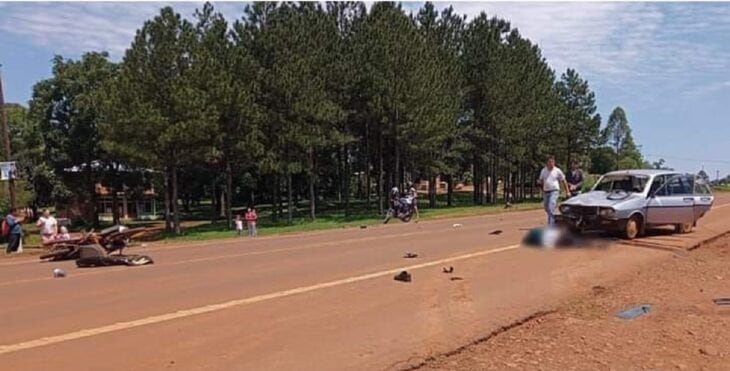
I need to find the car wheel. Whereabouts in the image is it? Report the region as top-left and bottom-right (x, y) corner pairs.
(675, 223), (693, 234)
(623, 215), (641, 240)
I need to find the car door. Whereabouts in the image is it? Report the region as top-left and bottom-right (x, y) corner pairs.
(693, 178), (714, 221)
(646, 174), (695, 225)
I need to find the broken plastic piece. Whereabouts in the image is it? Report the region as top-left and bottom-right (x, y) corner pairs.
(394, 271), (412, 282)
(616, 304), (651, 319)
(403, 253), (418, 258)
(713, 298), (730, 306)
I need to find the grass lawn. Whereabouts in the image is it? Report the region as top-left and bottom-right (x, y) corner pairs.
(154, 198), (543, 243)
(2, 192), (544, 254)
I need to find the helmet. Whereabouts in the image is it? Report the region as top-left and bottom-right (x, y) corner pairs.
(391, 187), (399, 194)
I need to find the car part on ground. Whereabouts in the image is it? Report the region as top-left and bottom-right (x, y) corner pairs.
(393, 271), (411, 282)
(616, 304), (652, 320)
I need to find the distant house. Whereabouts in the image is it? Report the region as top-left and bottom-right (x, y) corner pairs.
(57, 161), (160, 222)
(95, 183), (159, 221)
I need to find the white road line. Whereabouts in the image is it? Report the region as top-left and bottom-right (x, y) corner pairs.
(0, 244), (520, 356)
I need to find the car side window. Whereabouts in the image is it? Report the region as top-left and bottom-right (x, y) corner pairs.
(681, 175), (694, 195)
(662, 176), (691, 196)
(650, 175), (666, 196)
(694, 180), (711, 195)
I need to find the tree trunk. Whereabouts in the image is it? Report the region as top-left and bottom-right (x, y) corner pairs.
(172, 166), (181, 234)
(287, 173), (293, 224)
(210, 177), (217, 224)
(365, 121), (371, 211)
(111, 183), (119, 225)
(272, 175), (279, 223)
(473, 161), (480, 204)
(344, 144), (351, 218)
(309, 147), (316, 221)
(446, 174), (454, 207)
(225, 161), (233, 229)
(219, 187), (225, 218)
(378, 131), (384, 215)
(164, 170), (172, 232)
(336, 147), (343, 203)
(428, 174), (437, 208)
(394, 141), (400, 191)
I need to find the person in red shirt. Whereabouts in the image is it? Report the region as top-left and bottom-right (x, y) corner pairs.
(244, 207), (258, 237)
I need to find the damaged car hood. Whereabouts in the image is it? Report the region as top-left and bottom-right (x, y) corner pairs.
(563, 191), (642, 208)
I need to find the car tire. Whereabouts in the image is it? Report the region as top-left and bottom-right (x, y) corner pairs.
(623, 215), (641, 240)
(675, 223), (693, 234)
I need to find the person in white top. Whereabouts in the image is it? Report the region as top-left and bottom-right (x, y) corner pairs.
(537, 156), (570, 225)
(36, 209), (58, 244)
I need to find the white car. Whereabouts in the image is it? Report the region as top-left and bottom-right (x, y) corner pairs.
(556, 170), (714, 239)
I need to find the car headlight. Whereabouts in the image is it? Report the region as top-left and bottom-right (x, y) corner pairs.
(559, 205), (571, 214)
(598, 208), (615, 217)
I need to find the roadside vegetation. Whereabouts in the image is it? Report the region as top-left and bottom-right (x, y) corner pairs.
(3, 1), (675, 239)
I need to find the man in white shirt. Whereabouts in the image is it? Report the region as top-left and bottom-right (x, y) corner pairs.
(537, 156), (570, 225)
(36, 209), (58, 244)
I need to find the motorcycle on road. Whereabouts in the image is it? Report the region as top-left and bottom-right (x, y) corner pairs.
(383, 198), (415, 224)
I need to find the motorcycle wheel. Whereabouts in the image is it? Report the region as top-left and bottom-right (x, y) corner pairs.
(39, 246), (74, 261)
(401, 213), (413, 223)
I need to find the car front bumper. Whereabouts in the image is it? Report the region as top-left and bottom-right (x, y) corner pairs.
(555, 214), (622, 232)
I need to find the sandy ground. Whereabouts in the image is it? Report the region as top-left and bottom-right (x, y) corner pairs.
(419, 235), (730, 371)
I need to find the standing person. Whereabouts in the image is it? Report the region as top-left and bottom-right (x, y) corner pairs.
(36, 209), (58, 244)
(566, 160), (584, 198)
(245, 207), (258, 237)
(5, 208), (25, 254)
(234, 214), (244, 237)
(55, 226), (71, 241)
(537, 156), (570, 225)
(405, 181), (419, 221)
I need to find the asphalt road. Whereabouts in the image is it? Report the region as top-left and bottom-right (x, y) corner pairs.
(2, 195), (730, 370)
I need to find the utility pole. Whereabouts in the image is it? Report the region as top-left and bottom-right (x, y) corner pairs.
(0, 65), (16, 209)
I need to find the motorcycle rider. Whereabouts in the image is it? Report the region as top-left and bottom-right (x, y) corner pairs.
(390, 187), (402, 216)
(404, 182), (419, 221)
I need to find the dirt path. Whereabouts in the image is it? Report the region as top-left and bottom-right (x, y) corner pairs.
(419, 235), (730, 371)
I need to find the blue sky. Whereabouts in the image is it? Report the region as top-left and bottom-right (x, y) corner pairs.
(1, 2), (729, 177)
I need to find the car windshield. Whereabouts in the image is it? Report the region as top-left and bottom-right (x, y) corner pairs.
(594, 175), (649, 193)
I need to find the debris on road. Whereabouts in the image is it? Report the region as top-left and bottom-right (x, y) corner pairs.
(403, 252), (418, 258)
(712, 298), (730, 306)
(504, 203), (512, 209)
(616, 304), (651, 320)
(489, 230), (503, 235)
(452, 223), (463, 228)
(442, 266), (454, 274)
(52, 268), (66, 278)
(699, 346), (720, 357)
(360, 225), (367, 229)
(450, 277), (464, 281)
(591, 285), (607, 296)
(394, 271), (412, 282)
